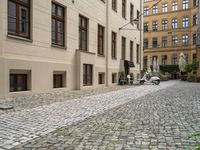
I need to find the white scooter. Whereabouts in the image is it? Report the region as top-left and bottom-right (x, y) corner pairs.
(140, 72), (160, 85)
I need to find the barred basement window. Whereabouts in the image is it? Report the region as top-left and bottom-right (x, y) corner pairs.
(83, 64), (93, 86)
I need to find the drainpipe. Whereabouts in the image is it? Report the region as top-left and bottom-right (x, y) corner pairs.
(139, 0), (143, 76)
(105, 1), (110, 87)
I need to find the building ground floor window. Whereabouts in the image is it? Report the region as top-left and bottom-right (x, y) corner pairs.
(83, 64), (93, 86)
(9, 70), (31, 92)
(53, 71), (66, 88)
(98, 72), (105, 84)
(112, 73), (117, 83)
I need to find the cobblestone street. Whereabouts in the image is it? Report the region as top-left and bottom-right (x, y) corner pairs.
(0, 81), (200, 149)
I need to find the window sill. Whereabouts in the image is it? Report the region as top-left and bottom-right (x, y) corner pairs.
(7, 34), (32, 42)
(52, 44), (67, 50)
(98, 54), (105, 58)
(112, 57), (117, 60)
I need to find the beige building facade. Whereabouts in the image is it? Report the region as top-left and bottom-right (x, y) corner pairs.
(0, 0), (143, 98)
(143, 0), (198, 73)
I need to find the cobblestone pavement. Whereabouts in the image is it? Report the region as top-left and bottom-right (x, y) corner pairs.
(0, 81), (175, 149)
(0, 85), (133, 115)
(1, 81), (200, 150)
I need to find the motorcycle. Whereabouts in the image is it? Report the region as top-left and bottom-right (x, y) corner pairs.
(140, 72), (160, 85)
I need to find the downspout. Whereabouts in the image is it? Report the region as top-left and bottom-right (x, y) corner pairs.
(139, 0), (143, 75)
(105, 0), (110, 87)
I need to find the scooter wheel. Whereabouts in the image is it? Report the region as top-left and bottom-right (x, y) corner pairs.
(140, 80), (145, 85)
(154, 80), (160, 85)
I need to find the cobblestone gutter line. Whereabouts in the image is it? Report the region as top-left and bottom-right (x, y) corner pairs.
(0, 81), (176, 149)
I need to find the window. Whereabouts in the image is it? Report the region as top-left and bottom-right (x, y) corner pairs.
(162, 36), (167, 47)
(152, 21), (158, 31)
(172, 18), (178, 29)
(112, 73), (117, 83)
(137, 10), (140, 29)
(144, 7), (148, 16)
(162, 4), (168, 12)
(52, 3), (65, 47)
(83, 64), (93, 86)
(8, 0), (30, 38)
(152, 38), (158, 48)
(182, 35), (188, 45)
(183, 0), (189, 10)
(172, 55), (177, 65)
(136, 44), (140, 64)
(172, 1), (178, 11)
(162, 55), (167, 65)
(130, 41), (133, 61)
(162, 20), (167, 30)
(193, 15), (197, 26)
(10, 74), (28, 92)
(182, 17), (189, 28)
(98, 25), (105, 56)
(144, 23), (148, 32)
(111, 32), (117, 59)
(98, 73), (105, 84)
(53, 72), (66, 88)
(79, 15), (88, 51)
(112, 0), (117, 11)
(172, 36), (178, 46)
(144, 39), (148, 49)
(130, 4), (134, 24)
(193, 34), (197, 45)
(152, 5), (158, 15)
(121, 37), (126, 60)
(193, 0), (197, 6)
(122, 0), (126, 18)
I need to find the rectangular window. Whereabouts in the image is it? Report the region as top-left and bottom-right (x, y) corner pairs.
(162, 4), (168, 12)
(144, 39), (148, 49)
(52, 3), (65, 47)
(98, 73), (105, 84)
(122, 0), (126, 18)
(136, 44), (140, 64)
(152, 37), (158, 48)
(10, 74), (28, 92)
(182, 17), (189, 28)
(53, 72), (66, 88)
(172, 36), (178, 46)
(193, 34), (197, 45)
(172, 18), (178, 29)
(112, 73), (117, 83)
(79, 15), (88, 51)
(121, 37), (126, 60)
(172, 55), (178, 65)
(183, 0), (189, 10)
(162, 20), (167, 30)
(112, 0), (117, 11)
(8, 0), (30, 38)
(144, 23), (148, 32)
(193, 15), (197, 26)
(111, 32), (117, 59)
(137, 10), (140, 29)
(172, 1), (178, 11)
(162, 36), (168, 47)
(98, 25), (105, 56)
(162, 55), (167, 65)
(152, 21), (158, 31)
(152, 5), (158, 14)
(182, 35), (188, 46)
(83, 64), (93, 86)
(130, 41), (133, 61)
(130, 3), (134, 25)
(144, 7), (148, 16)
